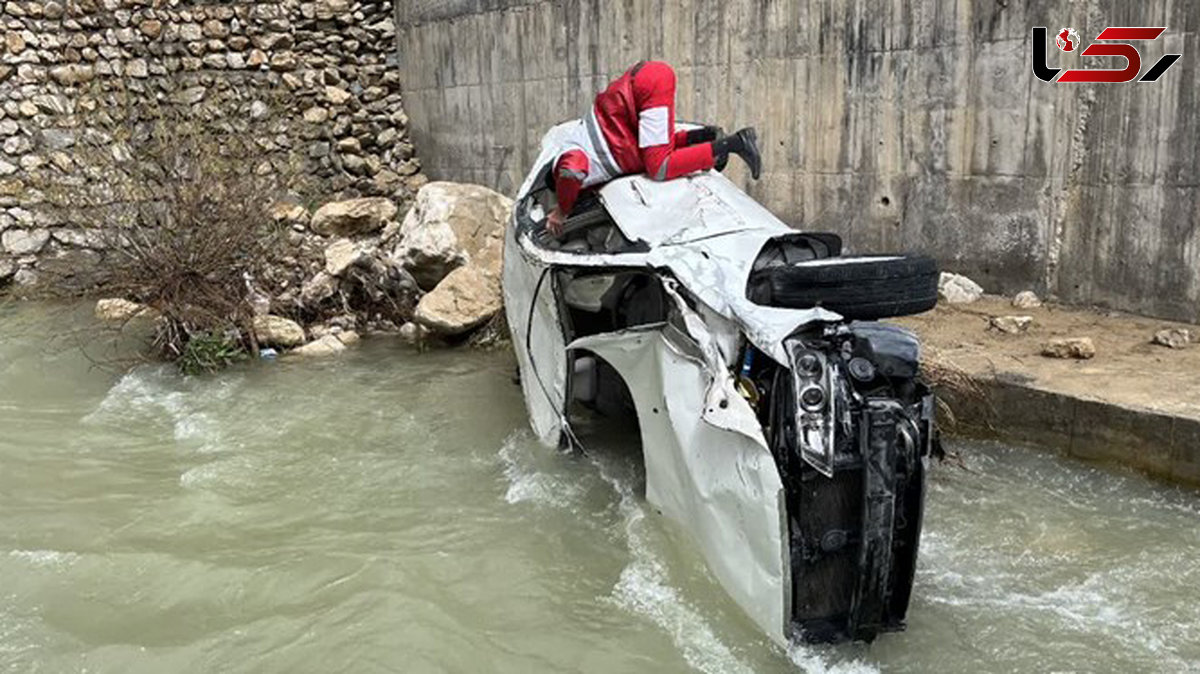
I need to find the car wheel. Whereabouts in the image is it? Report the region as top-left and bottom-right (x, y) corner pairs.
(746, 254), (939, 320)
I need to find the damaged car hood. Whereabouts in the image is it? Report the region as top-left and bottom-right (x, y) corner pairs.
(517, 121), (842, 367)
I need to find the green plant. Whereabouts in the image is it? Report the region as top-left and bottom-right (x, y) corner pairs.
(177, 332), (247, 376)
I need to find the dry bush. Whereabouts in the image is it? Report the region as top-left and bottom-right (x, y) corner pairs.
(921, 345), (995, 458)
(465, 310), (511, 349)
(40, 80), (311, 371)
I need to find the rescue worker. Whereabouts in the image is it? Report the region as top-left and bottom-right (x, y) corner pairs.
(547, 60), (762, 235)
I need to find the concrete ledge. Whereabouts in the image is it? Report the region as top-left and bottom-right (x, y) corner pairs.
(897, 297), (1200, 489)
(940, 378), (1199, 487)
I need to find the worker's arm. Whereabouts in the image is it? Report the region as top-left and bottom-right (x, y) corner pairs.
(632, 64), (718, 181)
(548, 150), (589, 236)
(641, 107), (716, 181)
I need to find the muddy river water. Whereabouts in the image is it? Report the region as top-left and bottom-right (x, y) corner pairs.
(2, 303), (1199, 673)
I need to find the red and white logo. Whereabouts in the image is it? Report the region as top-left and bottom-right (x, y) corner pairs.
(1056, 28), (1079, 52)
(1033, 26), (1182, 83)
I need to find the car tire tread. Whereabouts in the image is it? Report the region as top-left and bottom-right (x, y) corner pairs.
(747, 254), (939, 320)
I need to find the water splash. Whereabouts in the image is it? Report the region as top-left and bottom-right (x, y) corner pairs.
(495, 430), (758, 672)
(496, 431), (583, 508)
(786, 646), (880, 674)
(7, 549), (80, 569)
(589, 451), (757, 674)
(495, 428), (884, 674)
(179, 456), (258, 492)
(84, 367), (233, 453)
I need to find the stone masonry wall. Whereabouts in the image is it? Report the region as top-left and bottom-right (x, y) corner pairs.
(398, 0), (1200, 324)
(0, 0), (423, 290)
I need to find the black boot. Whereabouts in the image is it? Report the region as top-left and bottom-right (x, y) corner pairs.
(712, 127), (762, 180)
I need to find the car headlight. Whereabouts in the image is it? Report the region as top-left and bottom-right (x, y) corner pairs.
(786, 339), (839, 477)
(799, 384), (827, 412)
(796, 351), (822, 378)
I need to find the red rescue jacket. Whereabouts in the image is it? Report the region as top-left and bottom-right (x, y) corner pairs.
(553, 61), (712, 215)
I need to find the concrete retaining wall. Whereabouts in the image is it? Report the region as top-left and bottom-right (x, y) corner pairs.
(941, 378), (1200, 489)
(397, 0), (1200, 323)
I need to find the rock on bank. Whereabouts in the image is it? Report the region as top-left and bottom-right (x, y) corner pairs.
(284, 180), (512, 351)
(93, 180), (515, 359)
(395, 182), (513, 338)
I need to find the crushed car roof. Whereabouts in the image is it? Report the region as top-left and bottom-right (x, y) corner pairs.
(517, 121), (843, 365)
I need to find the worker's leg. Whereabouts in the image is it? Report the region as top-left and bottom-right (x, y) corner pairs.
(673, 126), (721, 148)
(643, 142), (716, 181)
(712, 128), (762, 179)
(644, 128), (763, 182)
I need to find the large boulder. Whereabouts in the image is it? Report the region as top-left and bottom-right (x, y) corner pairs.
(414, 265), (502, 336)
(310, 197), (398, 236)
(392, 182), (512, 291)
(252, 315), (306, 348)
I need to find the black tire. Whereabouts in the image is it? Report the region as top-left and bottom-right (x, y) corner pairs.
(747, 254), (939, 320)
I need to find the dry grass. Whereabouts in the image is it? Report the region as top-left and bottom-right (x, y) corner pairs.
(921, 345), (995, 469)
(922, 346), (988, 428)
(465, 310), (511, 349)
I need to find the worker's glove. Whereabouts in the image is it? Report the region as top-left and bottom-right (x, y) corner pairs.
(684, 125), (723, 146)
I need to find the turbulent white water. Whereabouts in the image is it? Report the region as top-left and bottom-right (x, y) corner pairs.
(2, 302), (1199, 673)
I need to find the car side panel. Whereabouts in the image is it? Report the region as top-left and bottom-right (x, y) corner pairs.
(503, 221), (569, 446)
(569, 327), (790, 645)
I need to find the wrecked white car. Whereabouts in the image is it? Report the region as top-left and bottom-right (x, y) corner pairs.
(503, 122), (941, 645)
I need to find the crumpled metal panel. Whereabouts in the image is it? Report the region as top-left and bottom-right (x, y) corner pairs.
(568, 326), (789, 645)
(516, 121), (842, 366)
(502, 223), (568, 446)
(598, 172), (777, 247)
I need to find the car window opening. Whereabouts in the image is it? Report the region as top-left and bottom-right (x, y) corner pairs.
(517, 165), (650, 255)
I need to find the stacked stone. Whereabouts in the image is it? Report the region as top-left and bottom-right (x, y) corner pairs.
(0, 0), (423, 289)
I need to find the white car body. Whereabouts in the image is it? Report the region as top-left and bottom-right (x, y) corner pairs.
(504, 122), (935, 645)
